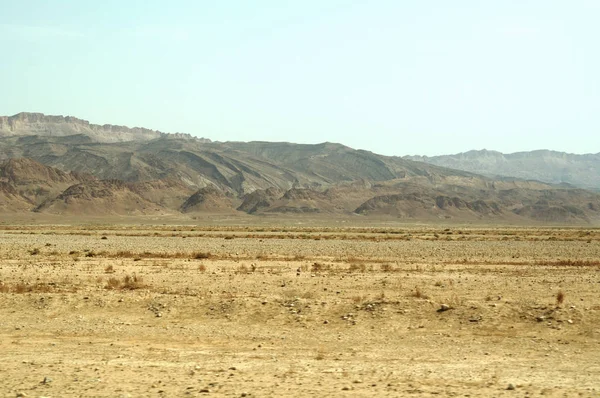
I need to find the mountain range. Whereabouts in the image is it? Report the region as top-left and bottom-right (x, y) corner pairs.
(406, 149), (600, 190)
(1, 112), (599, 224)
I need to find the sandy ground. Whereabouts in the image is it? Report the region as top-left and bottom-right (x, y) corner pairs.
(1, 224), (599, 397)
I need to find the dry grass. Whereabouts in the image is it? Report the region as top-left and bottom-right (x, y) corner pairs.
(556, 290), (565, 305)
(0, 281), (76, 293)
(411, 286), (429, 299)
(104, 274), (147, 290)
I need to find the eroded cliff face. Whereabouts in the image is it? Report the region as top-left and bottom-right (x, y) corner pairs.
(0, 112), (208, 143)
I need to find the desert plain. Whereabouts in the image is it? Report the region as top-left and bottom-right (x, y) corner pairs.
(1, 220), (599, 397)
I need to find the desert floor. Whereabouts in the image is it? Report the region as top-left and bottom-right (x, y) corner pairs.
(1, 223), (599, 397)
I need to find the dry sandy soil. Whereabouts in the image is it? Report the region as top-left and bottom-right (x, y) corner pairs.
(1, 223), (599, 397)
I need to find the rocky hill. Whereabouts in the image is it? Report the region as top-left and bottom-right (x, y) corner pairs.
(0, 112), (208, 143)
(406, 149), (600, 190)
(1, 113), (600, 224)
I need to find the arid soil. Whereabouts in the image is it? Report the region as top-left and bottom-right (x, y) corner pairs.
(1, 224), (599, 397)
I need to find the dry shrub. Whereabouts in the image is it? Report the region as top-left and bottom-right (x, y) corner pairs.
(411, 286), (429, 299)
(348, 263), (366, 273)
(29, 248), (40, 255)
(6, 282), (60, 294)
(104, 264), (115, 273)
(198, 263), (207, 272)
(255, 252), (268, 260)
(192, 252), (211, 260)
(105, 277), (121, 290)
(236, 264), (249, 274)
(381, 263), (395, 272)
(122, 274), (145, 290)
(315, 346), (326, 360)
(105, 274), (146, 290)
(556, 290), (565, 306)
(311, 262), (325, 272)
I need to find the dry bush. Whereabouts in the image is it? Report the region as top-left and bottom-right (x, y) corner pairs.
(122, 274), (145, 290)
(348, 263), (366, 273)
(381, 263), (395, 272)
(315, 346), (326, 360)
(105, 274), (146, 290)
(311, 262), (326, 272)
(29, 248), (40, 255)
(236, 264), (250, 274)
(105, 277), (121, 290)
(411, 286), (429, 299)
(198, 263), (207, 272)
(192, 252), (211, 260)
(5, 282), (61, 294)
(255, 252), (268, 260)
(104, 264), (115, 273)
(556, 290), (565, 306)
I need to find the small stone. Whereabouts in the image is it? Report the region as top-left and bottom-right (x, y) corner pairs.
(341, 387), (350, 391)
(506, 383), (516, 390)
(199, 388), (210, 393)
(438, 304), (450, 312)
(567, 319), (573, 324)
(261, 301), (267, 305)
(241, 393), (248, 397)
(16, 393), (27, 397)
(323, 320), (329, 324)
(42, 377), (52, 384)
(156, 313), (162, 318)
(536, 316), (545, 322)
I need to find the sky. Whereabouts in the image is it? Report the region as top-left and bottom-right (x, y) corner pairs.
(0, 1), (598, 156)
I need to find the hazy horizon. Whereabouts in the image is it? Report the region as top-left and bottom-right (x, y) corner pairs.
(1, 1), (598, 156)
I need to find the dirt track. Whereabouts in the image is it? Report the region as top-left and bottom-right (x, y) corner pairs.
(1, 225), (599, 397)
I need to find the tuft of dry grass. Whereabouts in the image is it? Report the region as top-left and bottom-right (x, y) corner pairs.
(105, 274), (146, 290)
(556, 290), (565, 306)
(192, 252), (211, 260)
(348, 263), (366, 273)
(411, 286), (429, 299)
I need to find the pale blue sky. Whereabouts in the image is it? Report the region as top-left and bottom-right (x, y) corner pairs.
(1, 1), (598, 156)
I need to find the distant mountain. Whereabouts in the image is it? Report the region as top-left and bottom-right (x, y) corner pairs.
(0, 112), (208, 143)
(405, 149), (600, 190)
(1, 112), (600, 224)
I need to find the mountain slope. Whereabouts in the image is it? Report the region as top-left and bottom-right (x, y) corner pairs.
(406, 149), (600, 190)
